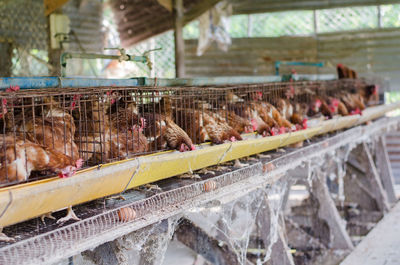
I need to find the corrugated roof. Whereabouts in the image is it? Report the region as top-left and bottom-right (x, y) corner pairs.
(111, 0), (220, 47)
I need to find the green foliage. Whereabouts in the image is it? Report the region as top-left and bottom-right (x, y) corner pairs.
(381, 4), (400, 27)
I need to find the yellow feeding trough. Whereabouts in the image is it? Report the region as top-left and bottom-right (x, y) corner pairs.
(0, 127), (321, 227)
(356, 102), (400, 125)
(316, 115), (361, 135)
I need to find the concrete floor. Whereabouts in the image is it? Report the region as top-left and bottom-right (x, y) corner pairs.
(340, 201), (400, 265)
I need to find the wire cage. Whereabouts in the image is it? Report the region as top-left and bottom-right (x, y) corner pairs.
(0, 78), (379, 187)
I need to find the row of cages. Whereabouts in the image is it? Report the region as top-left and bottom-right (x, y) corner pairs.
(0, 78), (380, 186)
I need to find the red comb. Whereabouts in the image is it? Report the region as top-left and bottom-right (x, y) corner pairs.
(251, 119), (258, 131)
(373, 85), (379, 95)
(315, 99), (322, 108)
(6, 85), (20, 92)
(75, 158), (83, 169)
(302, 119), (308, 129)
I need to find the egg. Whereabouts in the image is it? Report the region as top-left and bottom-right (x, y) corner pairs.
(117, 207), (136, 222)
(204, 180), (217, 192)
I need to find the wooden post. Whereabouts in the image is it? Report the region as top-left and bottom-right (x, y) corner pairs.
(173, 0), (185, 78)
(311, 169), (354, 250)
(175, 218), (250, 265)
(255, 197), (295, 265)
(47, 16), (62, 76)
(375, 136), (397, 204)
(345, 143), (390, 213)
(0, 41), (13, 77)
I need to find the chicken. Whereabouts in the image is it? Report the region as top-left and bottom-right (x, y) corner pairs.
(174, 109), (242, 144)
(275, 98), (293, 121)
(291, 102), (309, 130)
(337, 64), (357, 79)
(161, 116), (196, 151)
(79, 98), (149, 163)
(325, 97), (349, 116)
(233, 103), (272, 137)
(137, 112), (194, 152)
(109, 100), (139, 133)
(5, 96), (80, 160)
(0, 135), (82, 184)
(109, 96), (194, 153)
(359, 84), (379, 105)
(335, 98), (350, 116)
(274, 98), (308, 130)
(217, 109), (253, 134)
(307, 96), (333, 119)
(257, 101), (294, 133)
(339, 92), (365, 115)
(226, 91), (244, 103)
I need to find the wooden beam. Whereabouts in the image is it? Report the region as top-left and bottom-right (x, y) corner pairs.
(44, 0), (69, 16)
(0, 41), (13, 77)
(255, 197), (295, 265)
(375, 136), (397, 204)
(173, 0), (185, 78)
(345, 143), (390, 213)
(175, 218), (247, 265)
(311, 169), (354, 250)
(47, 16), (62, 76)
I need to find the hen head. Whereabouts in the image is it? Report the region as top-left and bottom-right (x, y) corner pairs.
(311, 99), (322, 113)
(350, 108), (362, 116)
(58, 158), (83, 178)
(179, 143), (196, 152)
(105, 90), (121, 105)
(302, 118), (308, 129)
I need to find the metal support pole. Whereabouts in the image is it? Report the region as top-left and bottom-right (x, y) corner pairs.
(47, 16), (62, 76)
(173, 0), (185, 78)
(377, 5), (382, 28)
(0, 41), (13, 77)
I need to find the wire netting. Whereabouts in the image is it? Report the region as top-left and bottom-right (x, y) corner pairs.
(317, 6), (378, 33)
(184, 4), (400, 39)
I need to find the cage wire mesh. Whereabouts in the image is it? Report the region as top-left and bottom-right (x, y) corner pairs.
(0, 0), (49, 77)
(0, 116), (397, 265)
(0, 78), (379, 187)
(124, 31), (175, 79)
